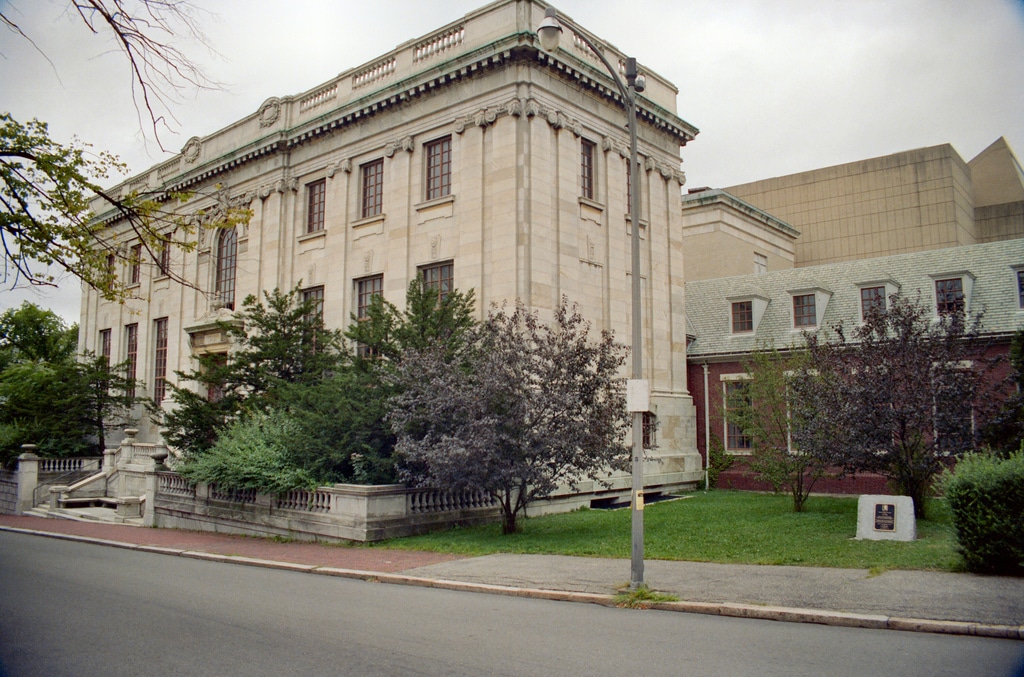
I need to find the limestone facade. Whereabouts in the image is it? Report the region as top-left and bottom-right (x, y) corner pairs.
(78, 0), (703, 488)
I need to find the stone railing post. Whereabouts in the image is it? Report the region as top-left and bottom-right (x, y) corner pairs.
(48, 485), (69, 510)
(15, 446), (39, 515)
(103, 448), (117, 473)
(143, 448), (168, 527)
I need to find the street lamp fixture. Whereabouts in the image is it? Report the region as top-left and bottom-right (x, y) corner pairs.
(537, 6), (648, 589)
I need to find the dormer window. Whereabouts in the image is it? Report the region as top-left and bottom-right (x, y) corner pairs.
(935, 278), (964, 314)
(731, 301), (753, 333)
(788, 286), (832, 330)
(930, 271), (974, 316)
(857, 278), (900, 323)
(793, 294), (816, 328)
(727, 293), (770, 335)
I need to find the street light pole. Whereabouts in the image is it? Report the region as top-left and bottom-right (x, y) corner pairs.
(538, 6), (647, 589)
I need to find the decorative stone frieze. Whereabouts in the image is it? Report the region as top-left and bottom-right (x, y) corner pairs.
(384, 137), (414, 157)
(182, 137), (202, 164)
(326, 158), (352, 178)
(257, 97), (282, 128)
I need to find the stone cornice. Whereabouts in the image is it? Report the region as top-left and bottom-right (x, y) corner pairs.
(95, 36), (696, 220)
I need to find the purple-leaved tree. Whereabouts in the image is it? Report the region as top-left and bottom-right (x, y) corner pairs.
(388, 297), (630, 534)
(790, 292), (1003, 519)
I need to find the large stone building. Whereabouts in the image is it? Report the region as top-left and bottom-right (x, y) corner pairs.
(78, 0), (704, 498)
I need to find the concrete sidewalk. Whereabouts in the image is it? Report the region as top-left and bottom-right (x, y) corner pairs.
(1, 514), (1021, 639)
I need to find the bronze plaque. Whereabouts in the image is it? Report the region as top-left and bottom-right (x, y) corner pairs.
(874, 503), (896, 531)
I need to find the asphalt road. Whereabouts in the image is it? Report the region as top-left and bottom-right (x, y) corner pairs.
(1, 532), (1021, 677)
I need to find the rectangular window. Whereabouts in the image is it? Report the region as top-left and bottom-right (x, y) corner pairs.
(754, 253), (768, 275)
(725, 381), (751, 451)
(125, 323), (138, 398)
(206, 354), (227, 403)
(157, 239), (171, 277)
(99, 329), (112, 365)
(936, 278), (964, 314)
(153, 318), (168, 404)
(793, 294), (817, 328)
(860, 286), (886, 319)
(306, 178), (326, 233)
(356, 275), (383, 320)
(356, 275), (383, 358)
(731, 301), (753, 333)
(106, 253), (116, 278)
(1017, 270), (1024, 309)
(425, 136), (452, 200)
(420, 262), (454, 302)
(361, 159), (384, 218)
(129, 244), (142, 285)
(642, 412), (657, 450)
(302, 286), (325, 322)
(581, 139), (596, 200)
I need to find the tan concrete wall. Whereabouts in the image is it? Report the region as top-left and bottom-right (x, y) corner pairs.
(725, 144), (978, 267)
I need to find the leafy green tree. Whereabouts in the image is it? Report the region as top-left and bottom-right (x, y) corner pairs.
(0, 302), (77, 371)
(0, 303), (137, 465)
(793, 293), (1001, 519)
(176, 409), (318, 495)
(389, 297), (630, 534)
(726, 348), (828, 512)
(159, 285), (345, 460)
(345, 277), (477, 365)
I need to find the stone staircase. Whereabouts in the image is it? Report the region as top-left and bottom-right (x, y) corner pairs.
(25, 500), (143, 526)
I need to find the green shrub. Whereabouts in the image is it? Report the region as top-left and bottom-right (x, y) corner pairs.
(176, 409), (317, 495)
(943, 449), (1024, 574)
(706, 434), (733, 489)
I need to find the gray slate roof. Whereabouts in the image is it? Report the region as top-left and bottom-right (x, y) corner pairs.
(685, 239), (1024, 359)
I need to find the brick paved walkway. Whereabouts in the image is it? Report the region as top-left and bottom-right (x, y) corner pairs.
(0, 515), (462, 573)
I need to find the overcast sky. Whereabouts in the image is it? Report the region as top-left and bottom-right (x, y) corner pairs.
(2, 0), (1023, 323)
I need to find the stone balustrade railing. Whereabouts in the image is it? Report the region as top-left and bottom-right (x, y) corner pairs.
(151, 475), (500, 542)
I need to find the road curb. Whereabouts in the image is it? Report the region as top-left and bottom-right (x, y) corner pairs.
(3, 524), (1021, 640)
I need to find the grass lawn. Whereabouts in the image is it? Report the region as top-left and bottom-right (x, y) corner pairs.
(378, 490), (963, 572)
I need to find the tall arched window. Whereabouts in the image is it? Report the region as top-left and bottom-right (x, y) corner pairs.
(215, 228), (237, 310)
